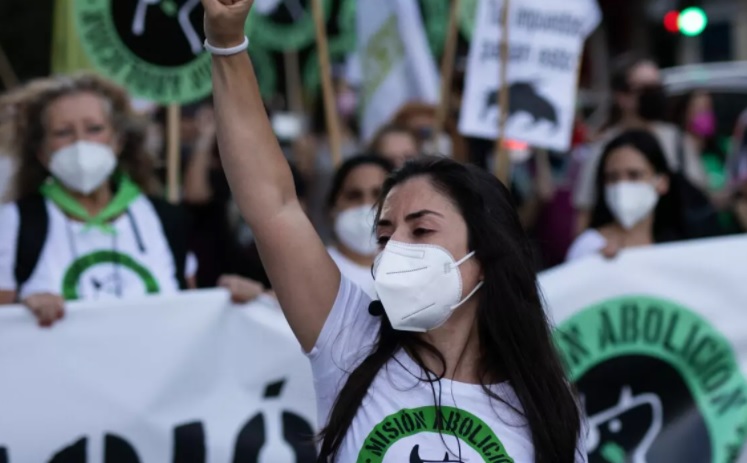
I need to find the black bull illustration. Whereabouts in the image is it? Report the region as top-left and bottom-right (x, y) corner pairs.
(482, 82), (558, 129)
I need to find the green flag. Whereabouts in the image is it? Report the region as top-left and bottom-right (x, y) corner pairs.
(51, 0), (93, 74)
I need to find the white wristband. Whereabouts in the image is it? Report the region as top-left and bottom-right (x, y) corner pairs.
(204, 36), (249, 56)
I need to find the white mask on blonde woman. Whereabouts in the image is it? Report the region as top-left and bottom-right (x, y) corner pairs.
(604, 181), (659, 230)
(49, 141), (117, 194)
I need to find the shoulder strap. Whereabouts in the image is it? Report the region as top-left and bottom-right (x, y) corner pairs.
(147, 196), (189, 290)
(14, 195), (49, 289)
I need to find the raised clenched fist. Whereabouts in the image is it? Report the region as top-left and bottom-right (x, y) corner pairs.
(201, 0), (254, 48)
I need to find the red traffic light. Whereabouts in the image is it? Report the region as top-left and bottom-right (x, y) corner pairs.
(664, 10), (680, 33)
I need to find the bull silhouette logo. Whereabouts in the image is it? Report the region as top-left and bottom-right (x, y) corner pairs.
(409, 445), (464, 463)
(482, 82), (558, 130)
(585, 387), (663, 463)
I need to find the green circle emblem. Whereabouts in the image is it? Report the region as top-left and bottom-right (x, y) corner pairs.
(75, 0), (214, 104)
(62, 250), (159, 300)
(248, 0), (333, 52)
(554, 296), (747, 462)
(357, 406), (513, 463)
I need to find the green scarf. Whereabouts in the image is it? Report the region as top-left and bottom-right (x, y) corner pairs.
(40, 175), (141, 234)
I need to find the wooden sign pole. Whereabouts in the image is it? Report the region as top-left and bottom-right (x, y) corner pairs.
(166, 103), (181, 204)
(311, 0), (342, 167)
(432, 0), (462, 154)
(493, 0), (512, 184)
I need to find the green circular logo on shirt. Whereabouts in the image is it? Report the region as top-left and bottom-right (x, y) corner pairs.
(62, 250), (159, 300)
(75, 0), (213, 104)
(357, 406), (513, 463)
(554, 296), (747, 462)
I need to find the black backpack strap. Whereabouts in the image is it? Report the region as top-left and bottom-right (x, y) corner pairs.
(14, 195), (49, 291)
(147, 196), (189, 290)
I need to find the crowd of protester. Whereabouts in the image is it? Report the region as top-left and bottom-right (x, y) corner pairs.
(0, 52), (746, 322)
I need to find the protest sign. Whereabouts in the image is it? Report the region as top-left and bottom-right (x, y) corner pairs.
(75, 0), (213, 104)
(459, 0), (600, 152)
(540, 236), (747, 462)
(0, 292), (317, 462)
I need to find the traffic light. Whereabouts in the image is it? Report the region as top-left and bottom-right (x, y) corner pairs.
(663, 7), (708, 36)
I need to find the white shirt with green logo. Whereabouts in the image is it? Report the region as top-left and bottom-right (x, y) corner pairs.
(308, 276), (588, 463)
(0, 196), (192, 301)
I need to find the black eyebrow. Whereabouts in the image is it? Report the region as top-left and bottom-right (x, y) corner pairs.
(377, 209), (444, 228)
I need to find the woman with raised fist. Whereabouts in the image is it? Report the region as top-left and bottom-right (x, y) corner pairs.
(200, 1), (586, 462)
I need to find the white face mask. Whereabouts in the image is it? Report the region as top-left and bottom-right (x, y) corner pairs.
(334, 204), (379, 256)
(373, 241), (484, 332)
(605, 181), (659, 230)
(48, 141), (117, 194)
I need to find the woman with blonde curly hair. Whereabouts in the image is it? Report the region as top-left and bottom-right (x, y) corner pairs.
(0, 73), (195, 326)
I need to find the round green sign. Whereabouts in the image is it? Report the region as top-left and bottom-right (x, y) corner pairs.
(75, 0), (214, 104)
(248, 0), (333, 52)
(554, 296), (747, 462)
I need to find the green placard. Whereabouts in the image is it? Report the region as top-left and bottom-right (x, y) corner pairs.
(75, 0), (216, 104)
(248, 0), (333, 52)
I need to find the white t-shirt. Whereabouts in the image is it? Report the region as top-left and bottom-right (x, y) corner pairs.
(328, 246), (376, 298)
(573, 122), (708, 209)
(308, 276), (587, 462)
(0, 195), (193, 300)
(566, 229), (607, 262)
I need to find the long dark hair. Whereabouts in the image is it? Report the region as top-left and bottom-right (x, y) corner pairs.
(325, 154), (394, 210)
(590, 130), (685, 241)
(318, 156), (582, 462)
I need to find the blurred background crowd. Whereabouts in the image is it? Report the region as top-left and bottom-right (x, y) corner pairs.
(0, 0), (746, 319)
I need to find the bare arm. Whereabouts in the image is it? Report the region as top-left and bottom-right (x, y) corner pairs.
(203, 0), (339, 351)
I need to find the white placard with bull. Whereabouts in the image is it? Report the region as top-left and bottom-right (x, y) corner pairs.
(458, 0), (601, 152)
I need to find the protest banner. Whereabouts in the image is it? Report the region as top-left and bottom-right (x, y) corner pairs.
(540, 236), (747, 463)
(0, 292), (317, 463)
(459, 0), (601, 152)
(357, 0), (439, 141)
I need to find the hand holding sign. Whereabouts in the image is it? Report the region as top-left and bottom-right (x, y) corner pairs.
(201, 0), (254, 48)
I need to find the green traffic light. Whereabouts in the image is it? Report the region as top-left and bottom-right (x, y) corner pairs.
(678, 7), (708, 36)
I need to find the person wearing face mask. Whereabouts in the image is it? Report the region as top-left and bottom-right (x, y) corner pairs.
(0, 74), (198, 326)
(368, 124), (421, 168)
(674, 90), (730, 195)
(567, 130), (686, 261)
(391, 102), (470, 163)
(573, 54), (708, 235)
(326, 155), (393, 297)
(201, 2), (585, 462)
